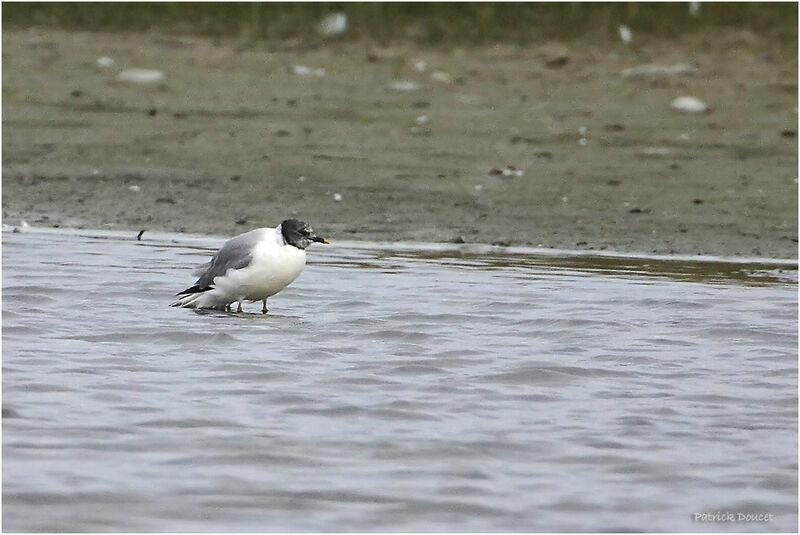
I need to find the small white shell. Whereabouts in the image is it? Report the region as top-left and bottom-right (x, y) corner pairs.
(116, 68), (165, 84)
(96, 56), (115, 69)
(431, 71), (452, 83)
(640, 147), (671, 156)
(318, 13), (347, 37)
(670, 96), (709, 114)
(501, 167), (524, 177)
(618, 25), (632, 44)
(386, 81), (421, 93)
(289, 64), (325, 77)
(621, 64), (699, 78)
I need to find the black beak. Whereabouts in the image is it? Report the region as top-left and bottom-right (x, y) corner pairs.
(312, 236), (330, 244)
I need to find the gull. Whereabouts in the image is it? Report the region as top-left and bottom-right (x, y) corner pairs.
(171, 219), (329, 313)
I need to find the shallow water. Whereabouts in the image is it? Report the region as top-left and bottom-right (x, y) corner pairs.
(3, 228), (797, 532)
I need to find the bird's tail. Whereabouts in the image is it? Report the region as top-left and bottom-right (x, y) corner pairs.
(170, 286), (208, 308)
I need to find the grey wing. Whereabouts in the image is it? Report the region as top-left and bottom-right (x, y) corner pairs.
(191, 261), (212, 277)
(193, 230), (263, 289)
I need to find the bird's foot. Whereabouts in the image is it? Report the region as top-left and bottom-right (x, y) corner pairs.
(236, 302), (243, 313)
(262, 299), (268, 314)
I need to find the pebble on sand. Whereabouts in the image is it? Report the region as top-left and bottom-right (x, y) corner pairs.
(545, 55), (570, 69)
(318, 12), (347, 37)
(670, 96), (709, 114)
(289, 64), (325, 77)
(115, 68), (165, 84)
(96, 56), (115, 69)
(639, 147), (672, 156)
(489, 166), (525, 177)
(386, 81), (421, 93)
(618, 25), (632, 44)
(431, 71), (452, 83)
(621, 64), (699, 79)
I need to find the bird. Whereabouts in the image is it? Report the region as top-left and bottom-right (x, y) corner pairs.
(171, 219), (329, 313)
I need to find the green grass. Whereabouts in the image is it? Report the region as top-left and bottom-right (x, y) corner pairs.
(3, 2), (797, 44)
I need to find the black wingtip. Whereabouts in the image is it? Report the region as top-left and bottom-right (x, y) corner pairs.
(176, 285), (212, 296)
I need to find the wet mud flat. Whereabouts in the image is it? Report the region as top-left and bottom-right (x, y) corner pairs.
(2, 28), (797, 257)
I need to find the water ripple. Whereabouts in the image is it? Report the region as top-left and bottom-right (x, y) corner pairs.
(2, 228), (797, 532)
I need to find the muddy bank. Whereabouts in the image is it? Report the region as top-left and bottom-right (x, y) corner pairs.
(2, 29), (797, 257)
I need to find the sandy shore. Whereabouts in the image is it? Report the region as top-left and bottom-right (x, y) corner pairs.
(2, 28), (797, 258)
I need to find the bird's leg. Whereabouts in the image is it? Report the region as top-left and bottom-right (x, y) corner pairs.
(236, 301), (243, 313)
(262, 299), (268, 314)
